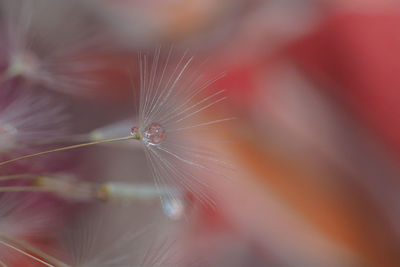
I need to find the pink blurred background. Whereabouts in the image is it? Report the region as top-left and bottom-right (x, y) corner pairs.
(2, 0), (400, 266)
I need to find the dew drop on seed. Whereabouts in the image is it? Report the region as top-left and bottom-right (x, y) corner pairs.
(130, 126), (139, 137)
(142, 123), (165, 145)
(161, 196), (185, 220)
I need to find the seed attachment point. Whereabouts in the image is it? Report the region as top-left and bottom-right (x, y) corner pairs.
(142, 123), (166, 146)
(130, 126), (141, 139)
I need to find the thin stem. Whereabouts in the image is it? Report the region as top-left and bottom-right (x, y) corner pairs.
(3, 134), (92, 160)
(0, 174), (40, 182)
(21, 134), (92, 147)
(0, 173), (180, 204)
(0, 135), (139, 167)
(0, 186), (52, 193)
(101, 182), (180, 201)
(0, 234), (69, 267)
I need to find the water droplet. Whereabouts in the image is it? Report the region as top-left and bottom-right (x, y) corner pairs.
(142, 123), (165, 145)
(161, 196), (185, 220)
(130, 126), (139, 137)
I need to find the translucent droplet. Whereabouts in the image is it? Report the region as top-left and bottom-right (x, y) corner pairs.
(142, 123), (165, 145)
(130, 126), (139, 137)
(161, 196), (185, 220)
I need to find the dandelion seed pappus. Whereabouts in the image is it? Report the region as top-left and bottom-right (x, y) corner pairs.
(131, 47), (234, 210)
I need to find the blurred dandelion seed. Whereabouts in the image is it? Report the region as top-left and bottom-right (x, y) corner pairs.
(0, 0), (110, 95)
(0, 90), (69, 153)
(48, 204), (182, 267)
(0, 173), (183, 205)
(0, 135), (139, 166)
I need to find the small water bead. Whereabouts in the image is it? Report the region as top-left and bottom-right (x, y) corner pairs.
(130, 126), (140, 138)
(142, 123), (166, 145)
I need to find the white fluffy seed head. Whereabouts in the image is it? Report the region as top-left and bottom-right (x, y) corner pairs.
(133, 47), (234, 209)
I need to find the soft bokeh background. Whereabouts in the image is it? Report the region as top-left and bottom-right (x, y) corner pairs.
(2, 0), (400, 266)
